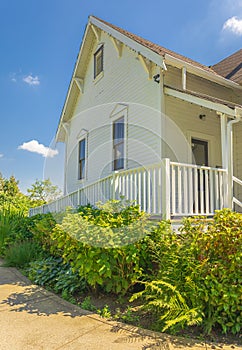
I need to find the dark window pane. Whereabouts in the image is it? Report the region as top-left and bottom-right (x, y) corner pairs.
(79, 139), (86, 179)
(113, 117), (124, 170)
(79, 139), (86, 160)
(79, 160), (85, 179)
(113, 118), (124, 145)
(94, 46), (103, 78)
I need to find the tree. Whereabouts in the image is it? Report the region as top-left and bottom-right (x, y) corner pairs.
(0, 174), (30, 213)
(27, 179), (62, 204)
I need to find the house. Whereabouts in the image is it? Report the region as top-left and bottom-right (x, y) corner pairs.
(30, 16), (242, 219)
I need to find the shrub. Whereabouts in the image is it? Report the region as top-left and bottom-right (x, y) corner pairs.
(51, 200), (155, 294)
(29, 213), (58, 253)
(4, 240), (43, 267)
(0, 209), (34, 255)
(130, 280), (202, 333)
(144, 209), (242, 335)
(27, 256), (87, 296)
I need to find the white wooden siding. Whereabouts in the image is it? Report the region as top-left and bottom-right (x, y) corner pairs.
(65, 30), (162, 193)
(165, 95), (222, 167)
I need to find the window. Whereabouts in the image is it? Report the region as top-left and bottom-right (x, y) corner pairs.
(191, 138), (208, 166)
(94, 45), (103, 79)
(113, 117), (124, 170)
(78, 139), (86, 179)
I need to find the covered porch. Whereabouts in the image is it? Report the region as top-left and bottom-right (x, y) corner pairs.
(30, 87), (242, 218)
(29, 158), (242, 219)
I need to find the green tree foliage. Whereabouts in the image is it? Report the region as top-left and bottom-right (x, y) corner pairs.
(27, 179), (61, 204)
(0, 174), (30, 213)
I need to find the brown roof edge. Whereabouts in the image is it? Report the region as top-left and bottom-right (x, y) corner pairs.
(90, 15), (219, 76)
(164, 85), (242, 110)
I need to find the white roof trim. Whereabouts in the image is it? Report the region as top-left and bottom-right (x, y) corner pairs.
(164, 86), (237, 117)
(89, 16), (167, 70)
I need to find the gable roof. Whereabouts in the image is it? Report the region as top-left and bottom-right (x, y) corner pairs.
(92, 16), (216, 75)
(56, 16), (242, 142)
(212, 49), (242, 85)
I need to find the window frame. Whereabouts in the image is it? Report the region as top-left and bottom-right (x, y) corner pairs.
(94, 45), (104, 79)
(78, 138), (86, 180)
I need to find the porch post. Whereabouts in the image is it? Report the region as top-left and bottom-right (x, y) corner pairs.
(227, 112), (241, 209)
(161, 158), (171, 220)
(219, 113), (229, 207)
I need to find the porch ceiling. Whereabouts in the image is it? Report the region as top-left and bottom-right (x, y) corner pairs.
(164, 85), (242, 117)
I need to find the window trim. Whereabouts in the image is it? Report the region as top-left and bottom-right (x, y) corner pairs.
(94, 45), (104, 79)
(110, 104), (128, 172)
(78, 138), (87, 180)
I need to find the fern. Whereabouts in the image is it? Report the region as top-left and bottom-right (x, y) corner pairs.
(130, 280), (202, 332)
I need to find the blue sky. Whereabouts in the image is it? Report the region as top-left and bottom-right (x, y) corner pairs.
(0, 0), (242, 193)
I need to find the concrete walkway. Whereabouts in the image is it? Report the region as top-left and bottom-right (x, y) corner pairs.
(0, 260), (241, 350)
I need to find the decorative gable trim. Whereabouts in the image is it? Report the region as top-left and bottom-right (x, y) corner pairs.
(90, 17), (167, 70)
(110, 103), (128, 118)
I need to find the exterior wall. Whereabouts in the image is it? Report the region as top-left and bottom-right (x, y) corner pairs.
(62, 29), (240, 198)
(164, 65), (238, 103)
(165, 95), (222, 167)
(64, 30), (162, 194)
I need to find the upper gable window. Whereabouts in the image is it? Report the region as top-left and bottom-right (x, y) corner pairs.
(94, 45), (104, 79)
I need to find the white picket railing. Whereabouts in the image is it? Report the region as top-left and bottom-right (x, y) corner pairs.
(29, 159), (228, 218)
(233, 176), (242, 209)
(170, 162), (227, 216)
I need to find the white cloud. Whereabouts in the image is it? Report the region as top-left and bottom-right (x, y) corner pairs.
(23, 75), (40, 86)
(18, 140), (58, 158)
(223, 16), (242, 35)
(0, 154), (3, 158)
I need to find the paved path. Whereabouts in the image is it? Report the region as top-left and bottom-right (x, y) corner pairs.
(0, 260), (241, 350)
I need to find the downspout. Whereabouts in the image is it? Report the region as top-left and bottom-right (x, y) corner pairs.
(227, 109), (241, 209)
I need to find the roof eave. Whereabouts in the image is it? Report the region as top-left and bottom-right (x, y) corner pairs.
(89, 16), (167, 70)
(165, 54), (242, 90)
(55, 20), (92, 143)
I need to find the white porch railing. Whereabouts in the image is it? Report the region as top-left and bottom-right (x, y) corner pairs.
(29, 159), (228, 218)
(233, 176), (242, 209)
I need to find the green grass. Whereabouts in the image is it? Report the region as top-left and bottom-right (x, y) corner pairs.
(3, 240), (42, 267)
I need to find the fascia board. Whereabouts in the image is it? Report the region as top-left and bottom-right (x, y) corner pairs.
(89, 16), (166, 69)
(56, 23), (91, 142)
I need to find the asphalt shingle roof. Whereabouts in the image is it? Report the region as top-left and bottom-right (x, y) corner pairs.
(212, 49), (242, 85)
(92, 16), (219, 76)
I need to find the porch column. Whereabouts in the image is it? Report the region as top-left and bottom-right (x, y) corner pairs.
(219, 113), (229, 207)
(161, 158), (171, 220)
(227, 112), (241, 209)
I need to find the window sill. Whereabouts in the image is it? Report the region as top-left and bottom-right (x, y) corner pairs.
(93, 71), (104, 84)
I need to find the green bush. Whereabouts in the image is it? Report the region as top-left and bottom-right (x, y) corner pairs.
(0, 209), (30, 255)
(51, 200), (154, 294)
(27, 256), (87, 296)
(29, 213), (58, 253)
(4, 240), (43, 267)
(143, 209), (242, 335)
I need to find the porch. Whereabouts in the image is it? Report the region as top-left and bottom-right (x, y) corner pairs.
(29, 159), (242, 218)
